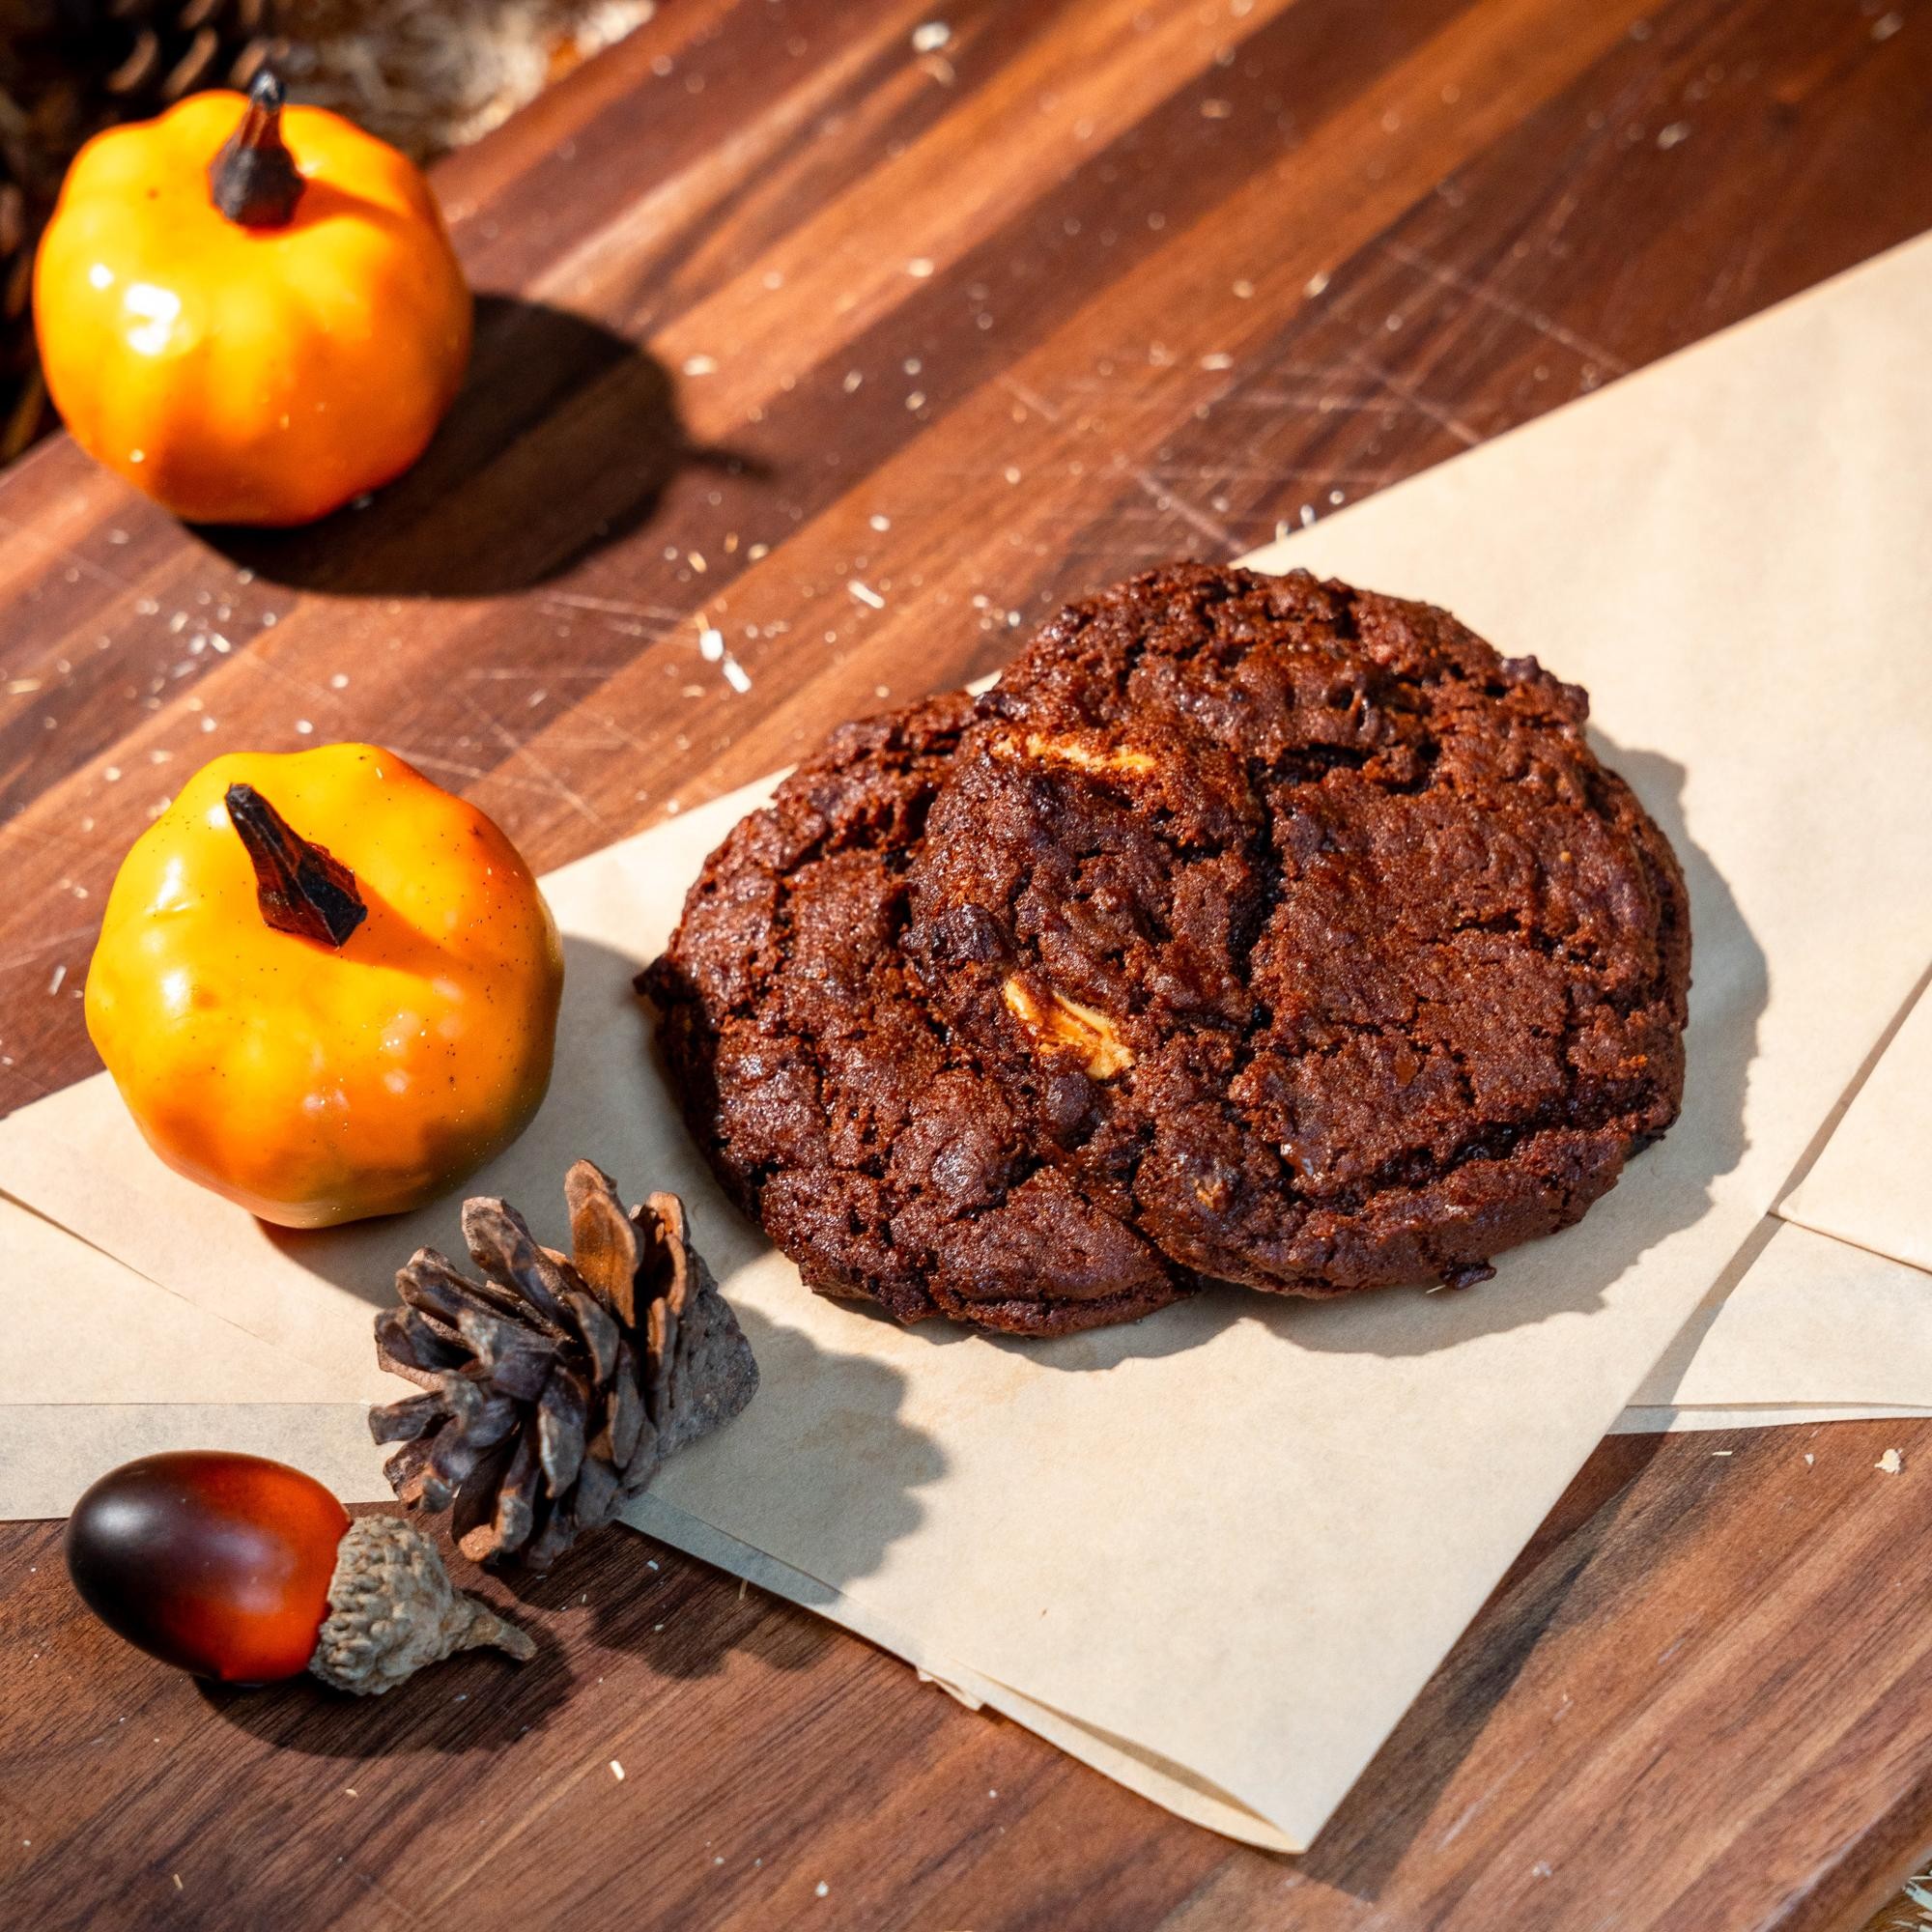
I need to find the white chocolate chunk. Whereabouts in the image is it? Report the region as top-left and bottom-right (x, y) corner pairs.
(1002, 977), (1135, 1078)
(997, 730), (1158, 777)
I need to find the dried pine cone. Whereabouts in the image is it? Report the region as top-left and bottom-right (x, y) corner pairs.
(370, 1159), (758, 1573)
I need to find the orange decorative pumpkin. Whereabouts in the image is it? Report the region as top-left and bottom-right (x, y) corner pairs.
(33, 72), (470, 526)
(85, 744), (564, 1228)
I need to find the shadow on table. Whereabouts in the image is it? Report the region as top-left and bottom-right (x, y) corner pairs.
(583, 1554), (841, 1683)
(197, 294), (761, 599)
(263, 936), (948, 1694)
(198, 1555), (575, 1757)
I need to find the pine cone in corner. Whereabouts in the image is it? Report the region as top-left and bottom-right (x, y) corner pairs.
(370, 1160), (758, 1573)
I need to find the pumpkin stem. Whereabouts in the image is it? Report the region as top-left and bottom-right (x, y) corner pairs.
(208, 70), (304, 229)
(225, 783), (367, 949)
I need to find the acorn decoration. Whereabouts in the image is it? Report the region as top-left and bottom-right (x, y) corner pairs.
(370, 1161), (759, 1573)
(67, 1451), (533, 1694)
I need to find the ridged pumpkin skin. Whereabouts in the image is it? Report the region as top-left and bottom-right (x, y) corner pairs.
(34, 89), (470, 526)
(85, 744), (563, 1228)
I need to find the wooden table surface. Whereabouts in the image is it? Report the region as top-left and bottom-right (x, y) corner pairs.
(2, 2), (1930, 1926)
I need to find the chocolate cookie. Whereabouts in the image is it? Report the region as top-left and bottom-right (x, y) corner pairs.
(907, 564), (1690, 1297)
(639, 693), (1197, 1336)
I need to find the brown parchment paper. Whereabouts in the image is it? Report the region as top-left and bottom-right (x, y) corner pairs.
(1779, 978), (1932, 1272)
(1632, 1219), (1932, 1410)
(5, 232), (1932, 1851)
(2, 1199), (355, 1407)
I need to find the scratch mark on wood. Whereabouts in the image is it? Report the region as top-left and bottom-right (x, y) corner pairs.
(0, 508), (136, 595)
(232, 645), (347, 712)
(0, 923), (97, 973)
(998, 373), (1065, 424)
(457, 694), (611, 833)
(1128, 469), (1242, 552)
(537, 592), (684, 625)
(1382, 240), (1631, 373)
(1348, 354), (1482, 446)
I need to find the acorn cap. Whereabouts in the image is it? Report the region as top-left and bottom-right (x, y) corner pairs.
(308, 1515), (533, 1695)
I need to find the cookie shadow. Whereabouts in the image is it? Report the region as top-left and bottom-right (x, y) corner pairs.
(1283, 737), (1760, 1357)
(195, 295), (761, 598)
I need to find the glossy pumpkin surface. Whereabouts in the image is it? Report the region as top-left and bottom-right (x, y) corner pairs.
(85, 743), (564, 1226)
(34, 87), (470, 526)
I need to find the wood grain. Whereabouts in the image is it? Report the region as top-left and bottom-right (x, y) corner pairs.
(2, 1), (1929, 1924)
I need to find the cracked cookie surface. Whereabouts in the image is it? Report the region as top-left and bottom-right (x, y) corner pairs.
(907, 564), (1690, 1297)
(639, 693), (1197, 1336)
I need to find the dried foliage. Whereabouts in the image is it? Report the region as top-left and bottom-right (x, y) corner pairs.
(278, 1), (653, 156)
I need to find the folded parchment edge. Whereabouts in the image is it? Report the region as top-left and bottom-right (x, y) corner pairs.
(623, 1491), (1306, 1853)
